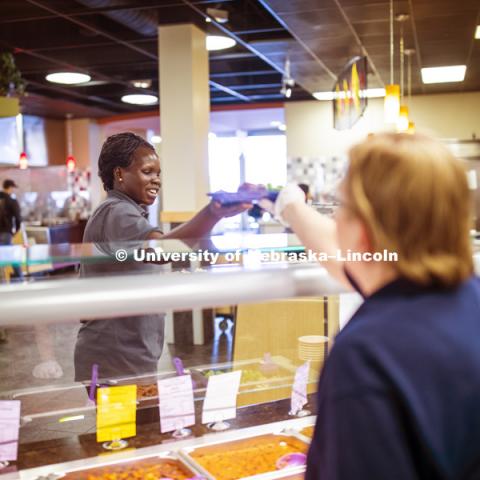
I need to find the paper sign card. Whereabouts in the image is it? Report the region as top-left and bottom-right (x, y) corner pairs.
(158, 375), (195, 433)
(96, 385), (137, 443)
(202, 370), (242, 424)
(290, 361), (310, 415)
(0, 400), (21, 462)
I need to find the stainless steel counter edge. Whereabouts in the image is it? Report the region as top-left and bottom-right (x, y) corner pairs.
(0, 416), (316, 480)
(0, 264), (347, 326)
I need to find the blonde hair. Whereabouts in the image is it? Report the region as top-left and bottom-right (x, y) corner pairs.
(345, 132), (473, 288)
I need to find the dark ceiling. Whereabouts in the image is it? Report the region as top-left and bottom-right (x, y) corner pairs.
(1, 0), (479, 119)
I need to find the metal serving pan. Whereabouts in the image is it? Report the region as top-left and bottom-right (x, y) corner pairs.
(190, 356), (297, 394)
(180, 432), (309, 480)
(283, 423), (315, 444)
(1, 369), (177, 421)
(32, 452), (202, 480)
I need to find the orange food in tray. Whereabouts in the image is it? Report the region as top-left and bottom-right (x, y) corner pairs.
(63, 457), (193, 480)
(190, 435), (308, 480)
(300, 425), (315, 438)
(136, 383), (158, 400)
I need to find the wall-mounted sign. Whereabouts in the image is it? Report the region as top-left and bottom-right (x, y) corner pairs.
(333, 56), (368, 130)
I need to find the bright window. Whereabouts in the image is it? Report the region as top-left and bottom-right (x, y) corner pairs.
(209, 134), (286, 190)
(208, 133), (287, 232)
(208, 136), (242, 192)
(243, 135), (286, 187)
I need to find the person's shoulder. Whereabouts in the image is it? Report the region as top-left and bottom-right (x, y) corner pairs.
(92, 196), (139, 219)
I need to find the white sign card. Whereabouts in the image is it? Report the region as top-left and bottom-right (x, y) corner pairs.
(202, 370), (242, 424)
(0, 400), (21, 462)
(157, 375), (195, 433)
(290, 361), (310, 415)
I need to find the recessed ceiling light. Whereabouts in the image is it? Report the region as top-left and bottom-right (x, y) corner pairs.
(313, 88), (386, 101)
(121, 94), (158, 105)
(421, 65), (466, 84)
(46, 72), (91, 85)
(475, 25), (480, 39)
(132, 79), (152, 89)
(206, 35), (236, 51)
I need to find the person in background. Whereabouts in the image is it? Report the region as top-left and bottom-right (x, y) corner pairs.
(74, 132), (251, 382)
(261, 133), (480, 479)
(0, 178), (22, 250)
(0, 179), (22, 342)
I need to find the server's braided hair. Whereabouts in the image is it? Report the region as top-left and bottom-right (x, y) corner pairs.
(98, 132), (155, 191)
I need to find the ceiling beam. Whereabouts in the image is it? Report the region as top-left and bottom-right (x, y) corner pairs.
(211, 70), (279, 78)
(330, 0), (384, 87)
(26, 79), (133, 112)
(180, 0), (288, 79)
(23, 0), (242, 103)
(25, 0), (158, 60)
(209, 52), (257, 61)
(0, 0), (236, 24)
(216, 83), (282, 91)
(256, 0), (336, 81)
(233, 27), (285, 35)
(6, 43), (158, 96)
(24, 38), (156, 54)
(209, 80), (250, 102)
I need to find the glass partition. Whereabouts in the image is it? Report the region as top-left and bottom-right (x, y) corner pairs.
(0, 236), (347, 478)
(1, 235), (479, 476)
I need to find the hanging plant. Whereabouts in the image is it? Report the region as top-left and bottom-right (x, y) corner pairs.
(0, 52), (26, 97)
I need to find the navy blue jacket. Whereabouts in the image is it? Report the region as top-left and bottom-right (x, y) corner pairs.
(306, 276), (480, 480)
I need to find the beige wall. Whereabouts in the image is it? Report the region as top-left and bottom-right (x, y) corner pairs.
(285, 92), (480, 158)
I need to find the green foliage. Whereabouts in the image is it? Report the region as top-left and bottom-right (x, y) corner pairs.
(0, 52), (26, 97)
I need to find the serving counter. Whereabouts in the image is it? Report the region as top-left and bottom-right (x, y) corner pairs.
(0, 234), (348, 478)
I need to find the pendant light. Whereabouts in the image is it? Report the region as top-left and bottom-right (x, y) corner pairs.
(405, 48), (416, 134)
(17, 114), (28, 169)
(396, 14), (410, 132)
(19, 152), (28, 170)
(384, 0), (400, 124)
(66, 114), (76, 173)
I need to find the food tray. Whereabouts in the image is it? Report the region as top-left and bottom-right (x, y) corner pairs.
(193, 357), (295, 394)
(3, 370), (177, 418)
(180, 432), (309, 480)
(299, 425), (315, 439)
(283, 424), (315, 444)
(59, 452), (200, 480)
(207, 189), (279, 206)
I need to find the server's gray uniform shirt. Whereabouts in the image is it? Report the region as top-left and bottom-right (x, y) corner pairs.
(74, 190), (165, 381)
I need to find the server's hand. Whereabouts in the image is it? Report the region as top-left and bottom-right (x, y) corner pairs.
(208, 183), (257, 219)
(208, 200), (251, 219)
(259, 184), (305, 226)
(32, 360), (64, 379)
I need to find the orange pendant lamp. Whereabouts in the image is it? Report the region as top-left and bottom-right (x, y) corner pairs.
(384, 0), (400, 124)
